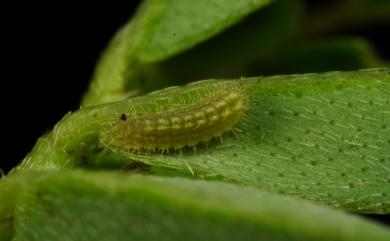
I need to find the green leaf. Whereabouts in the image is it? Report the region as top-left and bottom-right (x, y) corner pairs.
(82, 0), (273, 106)
(103, 69), (390, 213)
(158, 0), (303, 84)
(248, 38), (384, 75)
(14, 69), (390, 213)
(135, 0), (273, 62)
(0, 180), (17, 241)
(1, 170), (390, 241)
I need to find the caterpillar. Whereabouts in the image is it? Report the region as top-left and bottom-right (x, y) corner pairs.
(101, 80), (248, 154)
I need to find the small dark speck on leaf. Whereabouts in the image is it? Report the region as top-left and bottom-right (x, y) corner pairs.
(120, 113), (127, 121)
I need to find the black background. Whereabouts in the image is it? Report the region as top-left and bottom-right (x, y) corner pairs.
(2, 0), (389, 226)
(2, 1), (141, 173)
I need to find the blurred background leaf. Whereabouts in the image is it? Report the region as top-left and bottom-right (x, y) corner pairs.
(83, 0), (390, 105)
(83, 0), (273, 105)
(156, 0), (303, 85)
(301, 0), (390, 37)
(248, 37), (383, 75)
(1, 170), (390, 241)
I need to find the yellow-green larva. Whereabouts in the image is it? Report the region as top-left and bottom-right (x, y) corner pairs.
(101, 81), (248, 153)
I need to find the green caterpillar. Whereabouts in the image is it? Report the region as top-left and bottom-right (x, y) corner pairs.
(101, 80), (248, 154)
